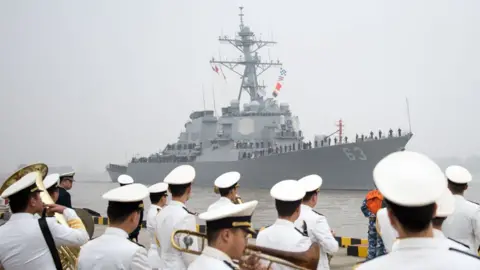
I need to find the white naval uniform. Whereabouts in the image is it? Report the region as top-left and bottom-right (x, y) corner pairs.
(433, 228), (471, 252)
(146, 204), (163, 269)
(208, 197), (234, 212)
(442, 195), (480, 254)
(77, 227), (150, 270)
(375, 207), (398, 253)
(355, 237), (480, 270)
(0, 209), (89, 270)
(188, 246), (237, 270)
(294, 204), (338, 270)
(256, 219), (312, 270)
(155, 200), (198, 270)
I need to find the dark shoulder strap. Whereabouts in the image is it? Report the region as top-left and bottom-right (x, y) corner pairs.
(448, 238), (470, 249)
(295, 227), (308, 237)
(312, 209), (324, 216)
(302, 220), (309, 236)
(223, 260), (236, 269)
(448, 247), (480, 260)
(38, 210), (62, 270)
(468, 200), (479, 206)
(182, 207), (198, 216)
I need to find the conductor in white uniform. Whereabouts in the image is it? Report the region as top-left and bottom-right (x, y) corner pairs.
(208, 171), (241, 211)
(441, 165), (480, 254)
(188, 200), (265, 270)
(146, 182), (169, 269)
(355, 151), (480, 270)
(0, 168), (89, 270)
(294, 174), (339, 270)
(155, 165), (199, 270)
(256, 179), (318, 270)
(433, 187), (470, 252)
(77, 183), (151, 270)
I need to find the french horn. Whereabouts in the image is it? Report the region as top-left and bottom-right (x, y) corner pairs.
(0, 163), (89, 270)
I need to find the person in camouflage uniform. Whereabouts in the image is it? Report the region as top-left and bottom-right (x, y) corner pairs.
(361, 197), (386, 260)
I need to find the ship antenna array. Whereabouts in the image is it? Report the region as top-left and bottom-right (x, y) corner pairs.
(210, 6), (283, 103)
(336, 119), (344, 144)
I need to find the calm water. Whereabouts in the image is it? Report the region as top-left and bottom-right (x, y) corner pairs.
(70, 172), (480, 239)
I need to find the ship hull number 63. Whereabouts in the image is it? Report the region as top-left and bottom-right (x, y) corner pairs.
(342, 147), (367, 161)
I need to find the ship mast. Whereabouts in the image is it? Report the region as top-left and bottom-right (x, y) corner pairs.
(210, 6), (282, 103)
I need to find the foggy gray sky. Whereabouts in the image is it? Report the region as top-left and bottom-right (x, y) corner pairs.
(0, 0), (479, 173)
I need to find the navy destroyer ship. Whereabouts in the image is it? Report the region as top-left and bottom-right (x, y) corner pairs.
(106, 7), (412, 190)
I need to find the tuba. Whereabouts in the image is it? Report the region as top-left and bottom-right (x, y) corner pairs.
(0, 164), (87, 270)
(171, 229), (320, 270)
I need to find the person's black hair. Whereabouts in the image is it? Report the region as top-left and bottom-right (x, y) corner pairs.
(432, 217), (446, 227)
(302, 191), (318, 202)
(107, 201), (142, 224)
(447, 180), (467, 195)
(8, 184), (39, 213)
(47, 186), (59, 195)
(385, 198), (435, 232)
(169, 183), (191, 197)
(219, 184), (237, 197)
(59, 176), (72, 183)
(150, 192), (167, 204)
(275, 199), (302, 217)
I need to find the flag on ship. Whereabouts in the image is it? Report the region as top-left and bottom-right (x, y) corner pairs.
(272, 67), (287, 98)
(211, 64), (227, 81)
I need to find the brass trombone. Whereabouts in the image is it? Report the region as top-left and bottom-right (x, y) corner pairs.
(171, 229), (320, 270)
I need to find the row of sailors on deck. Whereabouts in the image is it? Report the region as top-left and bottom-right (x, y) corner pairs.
(1, 150), (480, 270)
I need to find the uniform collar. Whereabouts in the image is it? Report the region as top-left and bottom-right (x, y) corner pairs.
(105, 227), (129, 238)
(169, 200), (186, 207)
(9, 212), (35, 221)
(433, 228), (446, 239)
(218, 197), (233, 203)
(150, 204), (162, 211)
(392, 237), (445, 252)
(202, 246), (235, 265)
(453, 194), (466, 201)
(274, 218), (295, 227)
(301, 204), (312, 211)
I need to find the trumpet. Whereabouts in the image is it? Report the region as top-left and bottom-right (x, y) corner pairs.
(171, 229), (320, 270)
(0, 164), (89, 270)
(233, 194), (243, 204)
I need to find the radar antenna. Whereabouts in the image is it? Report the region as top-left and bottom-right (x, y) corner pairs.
(210, 6), (282, 103)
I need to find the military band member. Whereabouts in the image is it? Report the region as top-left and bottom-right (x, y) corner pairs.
(355, 151), (480, 270)
(188, 200), (262, 270)
(433, 187), (470, 252)
(295, 174), (338, 270)
(0, 171), (89, 270)
(77, 183), (150, 269)
(146, 182), (169, 269)
(155, 165), (199, 270)
(44, 173), (61, 203)
(117, 174), (143, 243)
(57, 171), (75, 208)
(208, 171), (241, 211)
(256, 179), (313, 270)
(442, 165), (480, 254)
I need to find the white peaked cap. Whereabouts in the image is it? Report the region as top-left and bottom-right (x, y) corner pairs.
(60, 171), (75, 178)
(164, 165), (195, 185)
(445, 165), (472, 184)
(117, 174), (134, 185)
(148, 182), (168, 193)
(1, 172), (39, 199)
(44, 173), (60, 190)
(199, 200), (258, 235)
(373, 151), (446, 206)
(435, 188), (455, 217)
(102, 183), (149, 202)
(298, 174), (323, 192)
(270, 180), (306, 202)
(214, 171), (241, 188)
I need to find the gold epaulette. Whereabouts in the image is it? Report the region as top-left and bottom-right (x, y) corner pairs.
(68, 218), (86, 230)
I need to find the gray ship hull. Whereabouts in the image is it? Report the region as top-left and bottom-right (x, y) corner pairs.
(105, 164), (127, 183)
(120, 134), (412, 190)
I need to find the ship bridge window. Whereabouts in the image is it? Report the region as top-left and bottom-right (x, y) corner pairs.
(176, 144), (181, 150)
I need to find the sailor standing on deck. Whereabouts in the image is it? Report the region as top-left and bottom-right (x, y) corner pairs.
(208, 171), (241, 211)
(441, 165), (480, 254)
(57, 171), (75, 208)
(432, 188), (471, 252)
(355, 151), (480, 270)
(0, 170), (89, 270)
(77, 183), (150, 270)
(146, 182), (169, 269)
(188, 200), (265, 270)
(295, 174), (339, 270)
(117, 174), (144, 243)
(155, 165), (199, 270)
(256, 180), (318, 270)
